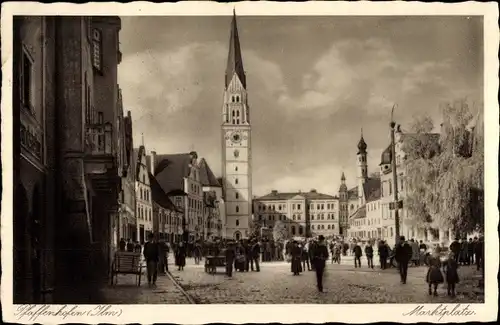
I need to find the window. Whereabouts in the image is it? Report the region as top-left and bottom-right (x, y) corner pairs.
(299, 226), (303, 235)
(236, 219), (239, 226)
(236, 95), (240, 102)
(235, 192), (239, 199)
(291, 226), (296, 236)
(92, 28), (102, 71)
(235, 166), (238, 171)
(232, 110), (235, 116)
(235, 178), (239, 185)
(21, 48), (34, 110)
(236, 205), (239, 213)
(232, 96), (235, 103)
(297, 204), (301, 210)
(389, 180), (393, 195)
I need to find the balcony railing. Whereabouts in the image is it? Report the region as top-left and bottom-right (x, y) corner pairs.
(85, 122), (113, 155)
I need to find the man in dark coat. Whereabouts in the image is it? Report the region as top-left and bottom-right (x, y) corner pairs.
(449, 238), (461, 263)
(250, 239), (261, 272)
(467, 238), (475, 265)
(365, 242), (374, 269)
(394, 236), (412, 284)
(119, 238), (126, 251)
(126, 239), (134, 252)
(143, 233), (159, 288)
(308, 240), (317, 271)
(474, 236), (483, 271)
(378, 240), (389, 270)
(353, 242), (362, 268)
(225, 242), (236, 277)
(312, 235), (329, 292)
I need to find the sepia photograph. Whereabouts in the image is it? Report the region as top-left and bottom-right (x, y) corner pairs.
(1, 1), (498, 324)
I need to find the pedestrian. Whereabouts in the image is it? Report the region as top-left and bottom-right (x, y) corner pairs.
(119, 238), (126, 251)
(225, 241), (236, 277)
(175, 241), (186, 271)
(365, 242), (374, 269)
(474, 236), (484, 271)
(449, 238), (461, 263)
(301, 241), (311, 271)
(143, 233), (159, 288)
(426, 248), (444, 296)
(467, 238), (475, 265)
(444, 252), (460, 297)
(419, 240), (427, 252)
(126, 239), (134, 252)
(244, 240), (252, 272)
(313, 235), (329, 292)
(378, 240), (389, 269)
(353, 242), (362, 268)
(395, 236), (412, 284)
(410, 239), (419, 266)
(308, 240), (316, 271)
(134, 240), (142, 253)
(250, 239), (261, 272)
(291, 241), (302, 275)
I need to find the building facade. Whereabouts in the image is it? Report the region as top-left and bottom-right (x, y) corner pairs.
(253, 190), (340, 239)
(13, 16), (123, 303)
(199, 158), (224, 239)
(149, 151), (201, 242)
(134, 146), (153, 243)
(221, 11), (252, 240)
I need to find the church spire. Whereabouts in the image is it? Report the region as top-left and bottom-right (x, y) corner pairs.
(225, 10), (246, 89)
(341, 171), (346, 183)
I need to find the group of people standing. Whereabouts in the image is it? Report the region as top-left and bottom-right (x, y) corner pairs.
(288, 236), (329, 292)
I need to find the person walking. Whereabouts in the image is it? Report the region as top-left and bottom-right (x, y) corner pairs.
(467, 238), (475, 265)
(291, 241), (303, 275)
(301, 242), (311, 271)
(444, 252), (460, 297)
(143, 233), (160, 288)
(225, 242), (236, 277)
(250, 239), (261, 272)
(378, 240), (389, 270)
(426, 248), (444, 296)
(175, 241), (187, 271)
(119, 238), (126, 251)
(395, 236), (412, 284)
(353, 242), (362, 268)
(449, 238), (461, 263)
(308, 240), (317, 271)
(126, 239), (134, 252)
(474, 236), (484, 271)
(410, 239), (420, 266)
(365, 242), (374, 269)
(313, 235), (329, 292)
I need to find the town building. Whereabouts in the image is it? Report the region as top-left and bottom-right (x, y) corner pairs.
(198, 158), (224, 239)
(13, 16), (124, 303)
(148, 151), (202, 242)
(134, 145), (153, 243)
(149, 172), (183, 243)
(253, 190), (340, 238)
(221, 11), (253, 240)
(117, 95), (136, 243)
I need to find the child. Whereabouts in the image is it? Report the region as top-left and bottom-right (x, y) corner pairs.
(445, 252), (460, 297)
(426, 249), (444, 296)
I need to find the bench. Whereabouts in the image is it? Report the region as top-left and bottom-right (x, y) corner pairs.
(205, 255), (226, 275)
(111, 251), (142, 286)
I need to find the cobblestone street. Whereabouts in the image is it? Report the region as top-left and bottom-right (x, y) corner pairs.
(169, 258), (484, 304)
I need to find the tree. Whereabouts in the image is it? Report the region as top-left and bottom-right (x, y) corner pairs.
(402, 99), (484, 235)
(248, 219), (261, 239)
(273, 220), (289, 241)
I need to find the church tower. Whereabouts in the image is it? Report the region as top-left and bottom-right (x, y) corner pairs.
(357, 130), (368, 206)
(338, 172), (348, 235)
(221, 10), (252, 240)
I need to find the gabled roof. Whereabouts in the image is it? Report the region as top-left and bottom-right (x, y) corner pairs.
(350, 205), (366, 220)
(225, 10), (246, 89)
(198, 158), (221, 187)
(151, 153), (194, 195)
(149, 173), (181, 212)
(363, 177), (381, 202)
(255, 190), (337, 201)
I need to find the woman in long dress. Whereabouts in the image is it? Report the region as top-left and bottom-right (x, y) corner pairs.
(291, 241), (303, 275)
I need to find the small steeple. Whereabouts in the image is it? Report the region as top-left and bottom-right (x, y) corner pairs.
(225, 9), (246, 89)
(357, 129), (367, 154)
(341, 171), (346, 183)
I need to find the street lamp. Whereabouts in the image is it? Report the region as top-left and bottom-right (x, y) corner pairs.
(390, 104), (401, 246)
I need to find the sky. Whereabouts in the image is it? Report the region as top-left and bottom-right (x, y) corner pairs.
(118, 15), (483, 197)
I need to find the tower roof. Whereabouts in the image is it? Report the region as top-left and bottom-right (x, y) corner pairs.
(225, 10), (246, 89)
(357, 136), (367, 154)
(341, 172), (346, 181)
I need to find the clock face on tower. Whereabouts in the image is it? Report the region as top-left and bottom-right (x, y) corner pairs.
(231, 131), (242, 143)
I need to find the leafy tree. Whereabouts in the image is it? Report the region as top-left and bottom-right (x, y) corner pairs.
(248, 218), (261, 239)
(273, 220), (289, 241)
(402, 99), (484, 235)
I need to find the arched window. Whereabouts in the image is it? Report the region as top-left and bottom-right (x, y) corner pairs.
(236, 205), (239, 213)
(236, 219), (240, 226)
(235, 166), (238, 171)
(291, 226), (296, 235)
(299, 226), (303, 235)
(235, 192), (239, 199)
(236, 95), (240, 102)
(232, 110), (235, 116)
(237, 111), (240, 117)
(232, 96), (235, 102)
(235, 178), (239, 184)
(311, 225), (315, 230)
(140, 189), (143, 200)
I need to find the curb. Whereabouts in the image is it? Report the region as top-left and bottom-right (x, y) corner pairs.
(166, 270), (197, 304)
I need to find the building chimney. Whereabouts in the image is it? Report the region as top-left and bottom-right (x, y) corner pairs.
(151, 151), (157, 175)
